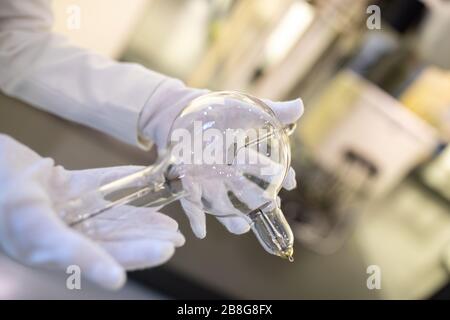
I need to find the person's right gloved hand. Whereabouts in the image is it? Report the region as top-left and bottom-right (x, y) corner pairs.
(0, 134), (185, 290)
(138, 79), (303, 239)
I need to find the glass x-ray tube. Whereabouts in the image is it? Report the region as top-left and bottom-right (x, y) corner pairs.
(59, 92), (296, 260)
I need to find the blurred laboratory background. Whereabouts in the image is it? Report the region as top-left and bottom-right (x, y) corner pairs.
(1, 0), (450, 299)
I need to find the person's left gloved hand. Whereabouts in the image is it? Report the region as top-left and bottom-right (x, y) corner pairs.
(139, 79), (303, 238)
(0, 135), (185, 290)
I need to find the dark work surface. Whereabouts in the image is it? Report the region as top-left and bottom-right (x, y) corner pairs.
(430, 283), (450, 300)
(130, 267), (230, 300)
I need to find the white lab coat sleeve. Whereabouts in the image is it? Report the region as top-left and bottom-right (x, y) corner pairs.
(0, 0), (171, 147)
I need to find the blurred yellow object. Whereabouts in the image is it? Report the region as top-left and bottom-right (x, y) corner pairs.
(400, 67), (450, 139)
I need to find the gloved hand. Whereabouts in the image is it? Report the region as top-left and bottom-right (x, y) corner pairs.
(139, 79), (303, 238)
(0, 134), (185, 290)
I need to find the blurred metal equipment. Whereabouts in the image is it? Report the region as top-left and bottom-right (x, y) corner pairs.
(282, 145), (377, 254)
(284, 71), (438, 254)
(299, 71), (438, 195)
(187, 0), (296, 90)
(418, 0), (450, 69)
(251, 0), (369, 100)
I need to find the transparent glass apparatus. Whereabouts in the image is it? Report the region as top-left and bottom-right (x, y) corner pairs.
(60, 91), (296, 261)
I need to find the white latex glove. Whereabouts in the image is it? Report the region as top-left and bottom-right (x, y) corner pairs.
(0, 134), (185, 290)
(139, 80), (303, 238)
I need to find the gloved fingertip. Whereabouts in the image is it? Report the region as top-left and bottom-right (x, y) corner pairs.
(264, 98), (304, 124)
(282, 98), (304, 123)
(282, 167), (297, 190)
(292, 97), (304, 120)
(230, 222), (251, 235)
(193, 224), (207, 239)
(152, 242), (176, 264)
(276, 196), (281, 207)
(89, 262), (126, 291)
(187, 214), (206, 239)
(180, 200), (207, 239)
(131, 241), (176, 269)
(174, 231), (186, 247)
(221, 217), (251, 235)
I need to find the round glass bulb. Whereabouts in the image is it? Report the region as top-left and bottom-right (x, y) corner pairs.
(167, 91), (294, 259)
